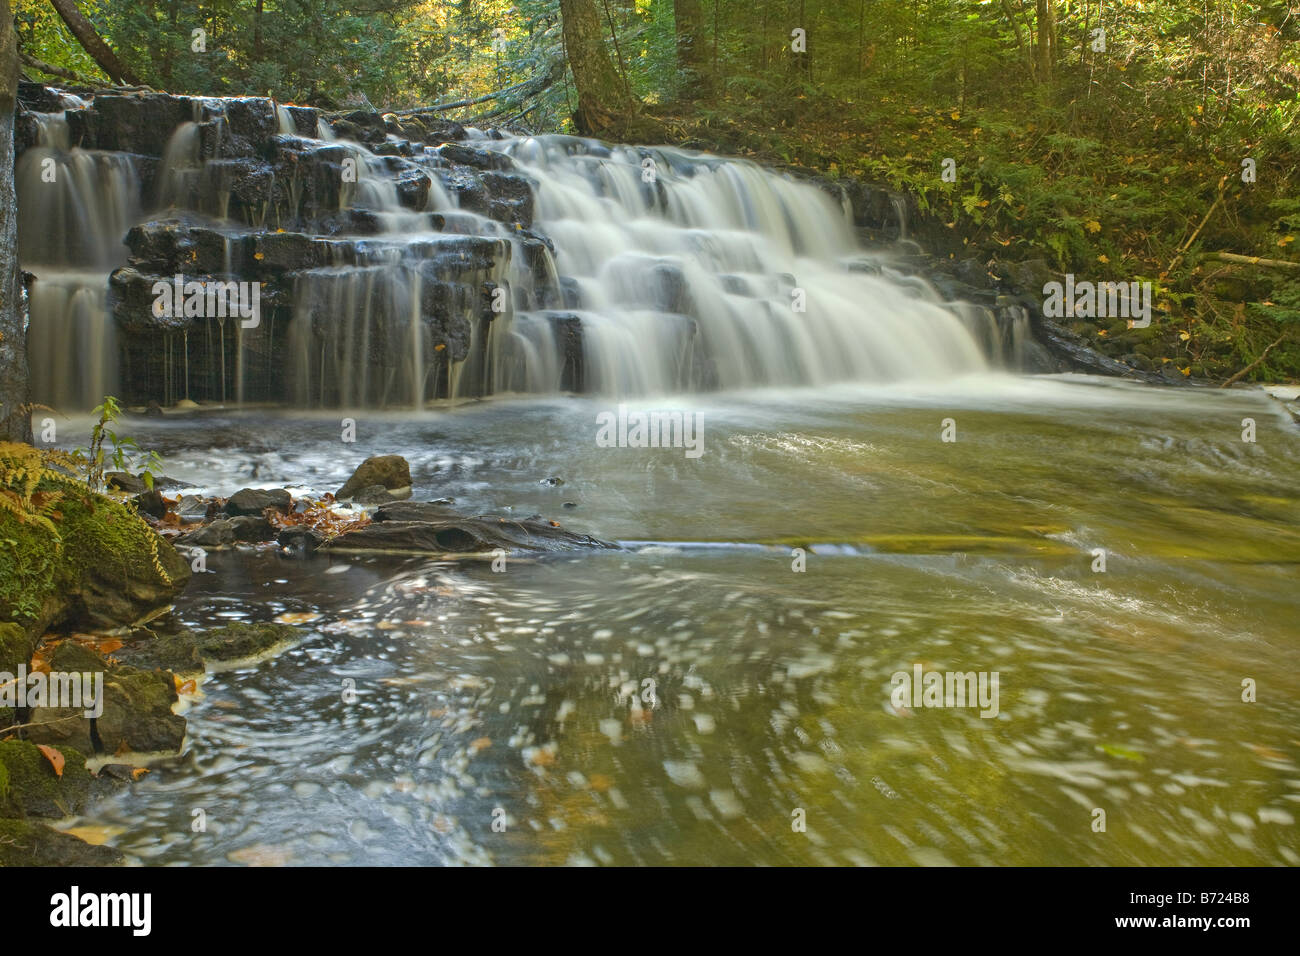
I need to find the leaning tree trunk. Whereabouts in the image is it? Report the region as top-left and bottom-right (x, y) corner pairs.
(0, 0), (31, 442)
(560, 0), (632, 135)
(46, 0), (141, 86)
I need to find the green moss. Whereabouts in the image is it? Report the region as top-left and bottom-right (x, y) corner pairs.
(0, 739), (94, 819)
(57, 493), (175, 593)
(0, 818), (123, 866)
(0, 622), (32, 673)
(0, 468), (186, 631)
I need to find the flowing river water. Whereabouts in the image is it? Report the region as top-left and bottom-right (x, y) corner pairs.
(59, 377), (1300, 866)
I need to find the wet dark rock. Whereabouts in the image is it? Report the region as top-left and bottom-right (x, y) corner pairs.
(177, 518), (235, 547)
(132, 488), (167, 518)
(225, 487), (292, 516)
(372, 501), (456, 522)
(229, 514), (277, 541)
(482, 171), (535, 227)
(437, 142), (514, 171)
(323, 515), (617, 555)
(88, 92), (192, 155)
(277, 526), (324, 552)
(283, 104), (322, 137)
(337, 455), (412, 500)
(351, 484), (394, 504)
(16, 81), (68, 113)
(106, 471), (147, 494)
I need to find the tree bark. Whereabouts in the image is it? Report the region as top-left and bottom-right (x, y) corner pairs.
(46, 0), (141, 86)
(673, 0), (708, 90)
(0, 0), (31, 442)
(560, 0), (633, 135)
(1035, 0), (1056, 85)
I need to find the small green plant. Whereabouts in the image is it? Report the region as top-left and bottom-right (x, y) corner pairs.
(85, 397), (163, 493)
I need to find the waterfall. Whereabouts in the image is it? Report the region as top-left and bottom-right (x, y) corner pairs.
(17, 111), (139, 408)
(498, 136), (988, 394)
(16, 88), (1011, 412)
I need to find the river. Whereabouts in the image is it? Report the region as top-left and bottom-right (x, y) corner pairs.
(62, 375), (1300, 865)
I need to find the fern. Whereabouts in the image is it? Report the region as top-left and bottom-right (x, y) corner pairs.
(0, 442), (68, 545)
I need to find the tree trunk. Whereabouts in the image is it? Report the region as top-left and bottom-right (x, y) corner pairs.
(560, 0), (632, 134)
(0, 0), (31, 442)
(46, 0), (141, 86)
(673, 0), (709, 90)
(1035, 0), (1056, 85)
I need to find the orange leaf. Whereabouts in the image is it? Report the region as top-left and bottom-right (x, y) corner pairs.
(36, 744), (64, 778)
(131, 768), (150, 781)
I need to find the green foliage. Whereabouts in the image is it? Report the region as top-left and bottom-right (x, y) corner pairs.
(86, 397), (162, 494)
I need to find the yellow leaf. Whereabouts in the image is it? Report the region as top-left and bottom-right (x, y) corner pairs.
(253, 252), (265, 260)
(1278, 236), (1295, 247)
(1179, 331), (1191, 341)
(1097, 254), (1110, 263)
(950, 111), (961, 120)
(1084, 220), (1102, 234)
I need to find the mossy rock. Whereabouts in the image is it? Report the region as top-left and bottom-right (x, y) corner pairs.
(189, 622), (303, 663)
(0, 818), (123, 866)
(0, 739), (95, 818)
(117, 627), (205, 675)
(120, 622), (301, 673)
(0, 623), (34, 728)
(0, 475), (191, 636)
(20, 640), (186, 757)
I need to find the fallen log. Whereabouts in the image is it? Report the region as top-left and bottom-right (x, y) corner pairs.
(1203, 252), (1300, 272)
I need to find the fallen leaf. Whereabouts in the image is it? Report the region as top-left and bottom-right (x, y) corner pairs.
(36, 744), (64, 777)
(131, 767), (150, 780)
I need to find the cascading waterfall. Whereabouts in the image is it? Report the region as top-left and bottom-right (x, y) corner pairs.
(18, 111), (139, 408)
(500, 136), (990, 393)
(17, 87), (1028, 412)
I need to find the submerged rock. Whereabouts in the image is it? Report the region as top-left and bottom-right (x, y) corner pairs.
(324, 514), (616, 555)
(125, 622), (304, 673)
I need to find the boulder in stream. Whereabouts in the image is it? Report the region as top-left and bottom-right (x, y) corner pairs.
(336, 455), (412, 501)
